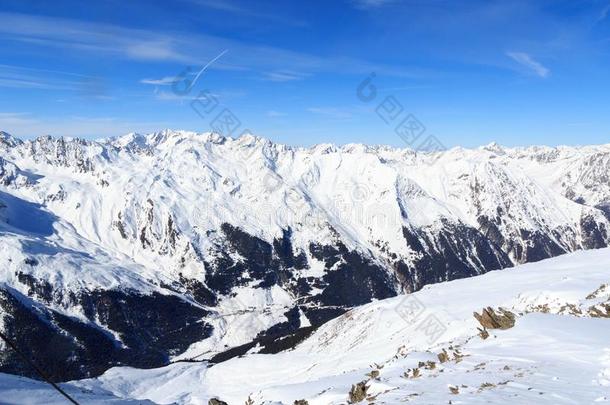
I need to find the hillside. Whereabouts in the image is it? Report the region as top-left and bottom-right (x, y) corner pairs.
(0, 130), (609, 381)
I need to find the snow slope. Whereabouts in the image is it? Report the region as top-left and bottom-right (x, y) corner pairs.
(0, 372), (154, 404)
(33, 246), (606, 404)
(0, 129), (609, 382)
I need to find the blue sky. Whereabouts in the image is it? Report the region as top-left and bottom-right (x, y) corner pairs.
(0, 0), (609, 148)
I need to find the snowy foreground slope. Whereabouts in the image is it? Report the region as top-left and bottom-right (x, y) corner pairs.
(3, 247), (609, 404)
(0, 129), (609, 381)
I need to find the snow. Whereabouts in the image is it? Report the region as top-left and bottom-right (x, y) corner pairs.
(1, 130), (609, 403)
(2, 130), (608, 284)
(20, 246), (604, 404)
(0, 372), (154, 404)
(176, 285), (294, 360)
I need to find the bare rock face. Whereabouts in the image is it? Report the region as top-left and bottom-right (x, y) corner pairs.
(586, 284), (609, 299)
(348, 381), (368, 403)
(588, 302), (610, 318)
(477, 327), (490, 339)
(473, 307), (516, 329)
(294, 400), (309, 405)
(208, 398), (228, 405)
(438, 349), (449, 363)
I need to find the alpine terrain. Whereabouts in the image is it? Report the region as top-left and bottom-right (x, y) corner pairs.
(0, 129), (609, 390)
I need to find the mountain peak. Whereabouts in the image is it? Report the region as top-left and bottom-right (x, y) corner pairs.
(481, 141), (505, 154)
(0, 131), (22, 148)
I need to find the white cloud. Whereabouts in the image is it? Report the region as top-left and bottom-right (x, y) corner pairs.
(506, 51), (550, 78)
(266, 110), (286, 118)
(153, 90), (199, 101)
(262, 71), (308, 82)
(188, 0), (308, 27)
(0, 12), (195, 64)
(0, 112), (37, 126)
(0, 64), (87, 90)
(0, 12), (423, 80)
(140, 76), (181, 86)
(125, 40), (182, 61)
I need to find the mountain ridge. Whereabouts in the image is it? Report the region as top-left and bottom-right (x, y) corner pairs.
(4, 128), (610, 155)
(0, 129), (609, 381)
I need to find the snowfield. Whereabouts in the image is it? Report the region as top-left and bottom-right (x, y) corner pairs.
(1, 130), (609, 402)
(4, 246), (608, 404)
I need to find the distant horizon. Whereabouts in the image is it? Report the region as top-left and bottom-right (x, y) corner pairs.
(2, 127), (609, 151)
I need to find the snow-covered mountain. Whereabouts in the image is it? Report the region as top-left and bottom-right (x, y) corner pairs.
(0, 129), (609, 382)
(3, 246), (610, 404)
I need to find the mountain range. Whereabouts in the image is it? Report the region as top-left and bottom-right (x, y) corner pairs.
(0, 129), (609, 382)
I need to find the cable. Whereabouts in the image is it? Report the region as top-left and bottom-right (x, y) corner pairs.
(0, 330), (80, 405)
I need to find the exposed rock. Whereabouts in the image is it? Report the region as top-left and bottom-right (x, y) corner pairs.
(438, 349), (449, 363)
(477, 327), (490, 339)
(399, 222), (511, 291)
(474, 307), (516, 329)
(208, 399), (228, 405)
(293, 400), (309, 405)
(348, 381), (368, 403)
(453, 348), (464, 363)
(588, 302), (610, 318)
(0, 284), (212, 382)
(112, 211), (129, 239)
(479, 382), (496, 391)
(558, 303), (582, 316)
(586, 284), (609, 300)
(418, 360), (436, 370)
(309, 241), (398, 307)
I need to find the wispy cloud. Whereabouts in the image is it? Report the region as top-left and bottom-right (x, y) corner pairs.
(0, 64), (90, 78)
(187, 0), (308, 27)
(351, 0), (395, 10)
(0, 12), (425, 80)
(153, 88), (245, 102)
(597, 4), (610, 23)
(0, 64), (89, 90)
(140, 76), (181, 86)
(0, 12), (198, 63)
(506, 51), (550, 78)
(125, 40), (183, 61)
(153, 89), (213, 101)
(0, 112), (37, 126)
(262, 70), (308, 82)
(266, 110), (286, 118)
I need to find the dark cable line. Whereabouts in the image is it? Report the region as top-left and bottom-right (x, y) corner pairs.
(0, 330), (80, 405)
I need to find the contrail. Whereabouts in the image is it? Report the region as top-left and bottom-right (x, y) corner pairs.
(191, 49), (228, 89)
